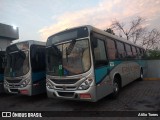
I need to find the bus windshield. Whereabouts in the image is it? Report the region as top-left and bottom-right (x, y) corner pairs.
(4, 42), (30, 77)
(5, 50), (29, 77)
(46, 39), (91, 76)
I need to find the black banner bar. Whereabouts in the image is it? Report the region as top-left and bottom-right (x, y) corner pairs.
(1, 111), (160, 117)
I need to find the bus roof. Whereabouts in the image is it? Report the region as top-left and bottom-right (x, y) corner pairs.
(11, 40), (46, 46)
(89, 25), (143, 49)
(52, 25), (144, 49)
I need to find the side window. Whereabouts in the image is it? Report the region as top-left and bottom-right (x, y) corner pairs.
(131, 46), (137, 58)
(93, 38), (108, 68)
(116, 41), (126, 59)
(106, 38), (117, 60)
(140, 48), (144, 57)
(136, 47), (140, 56)
(125, 44), (132, 58)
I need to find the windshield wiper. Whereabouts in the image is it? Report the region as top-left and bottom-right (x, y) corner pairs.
(66, 39), (76, 55)
(66, 39), (76, 62)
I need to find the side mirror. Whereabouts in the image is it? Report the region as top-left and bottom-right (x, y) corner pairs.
(51, 44), (62, 57)
(18, 50), (26, 59)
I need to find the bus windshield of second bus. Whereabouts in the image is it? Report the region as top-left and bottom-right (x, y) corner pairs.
(4, 42), (29, 77)
(4, 40), (46, 96)
(46, 27), (91, 76)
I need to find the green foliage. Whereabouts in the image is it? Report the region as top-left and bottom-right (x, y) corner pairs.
(146, 49), (160, 59)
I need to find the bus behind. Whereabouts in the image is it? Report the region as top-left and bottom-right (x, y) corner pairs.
(4, 40), (46, 96)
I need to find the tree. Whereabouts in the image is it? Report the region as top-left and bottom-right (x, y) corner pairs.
(110, 16), (160, 50)
(141, 29), (160, 50)
(146, 49), (160, 59)
(104, 28), (115, 35)
(111, 16), (145, 41)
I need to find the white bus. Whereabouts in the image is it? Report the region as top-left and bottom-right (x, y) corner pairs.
(46, 25), (145, 102)
(4, 40), (46, 96)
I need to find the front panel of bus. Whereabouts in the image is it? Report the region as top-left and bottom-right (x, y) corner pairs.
(4, 42), (46, 96)
(3, 42), (32, 95)
(46, 26), (98, 101)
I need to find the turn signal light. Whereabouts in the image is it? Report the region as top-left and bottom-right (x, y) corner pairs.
(20, 90), (28, 95)
(79, 93), (91, 99)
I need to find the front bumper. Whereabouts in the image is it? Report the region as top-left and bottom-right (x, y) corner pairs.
(47, 85), (97, 102)
(4, 84), (32, 96)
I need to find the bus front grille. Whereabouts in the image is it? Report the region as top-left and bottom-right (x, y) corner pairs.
(50, 79), (79, 84)
(55, 86), (76, 90)
(6, 79), (22, 83)
(10, 89), (19, 93)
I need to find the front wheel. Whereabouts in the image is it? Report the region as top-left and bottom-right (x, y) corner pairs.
(138, 70), (143, 81)
(111, 78), (120, 99)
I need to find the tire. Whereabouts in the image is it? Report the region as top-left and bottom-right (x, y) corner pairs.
(111, 78), (120, 99)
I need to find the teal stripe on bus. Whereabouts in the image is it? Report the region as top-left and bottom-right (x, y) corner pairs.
(95, 66), (109, 84)
(94, 60), (146, 84)
(32, 72), (45, 83)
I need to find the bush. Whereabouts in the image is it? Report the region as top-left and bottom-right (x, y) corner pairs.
(146, 50), (160, 59)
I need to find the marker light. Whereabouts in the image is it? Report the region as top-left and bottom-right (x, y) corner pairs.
(79, 93), (91, 99)
(20, 90), (28, 94)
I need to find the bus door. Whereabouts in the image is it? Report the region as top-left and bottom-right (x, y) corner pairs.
(92, 33), (112, 99)
(30, 45), (46, 95)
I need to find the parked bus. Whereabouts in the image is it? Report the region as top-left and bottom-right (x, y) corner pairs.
(4, 40), (46, 96)
(0, 51), (5, 93)
(46, 25), (145, 102)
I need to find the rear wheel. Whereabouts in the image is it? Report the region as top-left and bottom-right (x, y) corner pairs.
(111, 78), (120, 98)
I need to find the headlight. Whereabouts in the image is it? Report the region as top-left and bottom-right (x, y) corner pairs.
(78, 78), (93, 90)
(20, 78), (30, 88)
(4, 80), (9, 87)
(46, 79), (54, 89)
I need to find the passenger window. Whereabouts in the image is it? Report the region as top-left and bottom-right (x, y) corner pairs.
(140, 49), (144, 57)
(125, 44), (133, 58)
(106, 38), (117, 60)
(93, 38), (108, 68)
(131, 46), (137, 58)
(136, 47), (140, 56)
(116, 41), (126, 59)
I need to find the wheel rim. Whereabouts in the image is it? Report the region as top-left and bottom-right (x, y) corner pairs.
(113, 82), (119, 93)
(140, 72), (143, 79)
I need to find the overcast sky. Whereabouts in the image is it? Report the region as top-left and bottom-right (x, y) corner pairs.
(0, 0), (160, 42)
